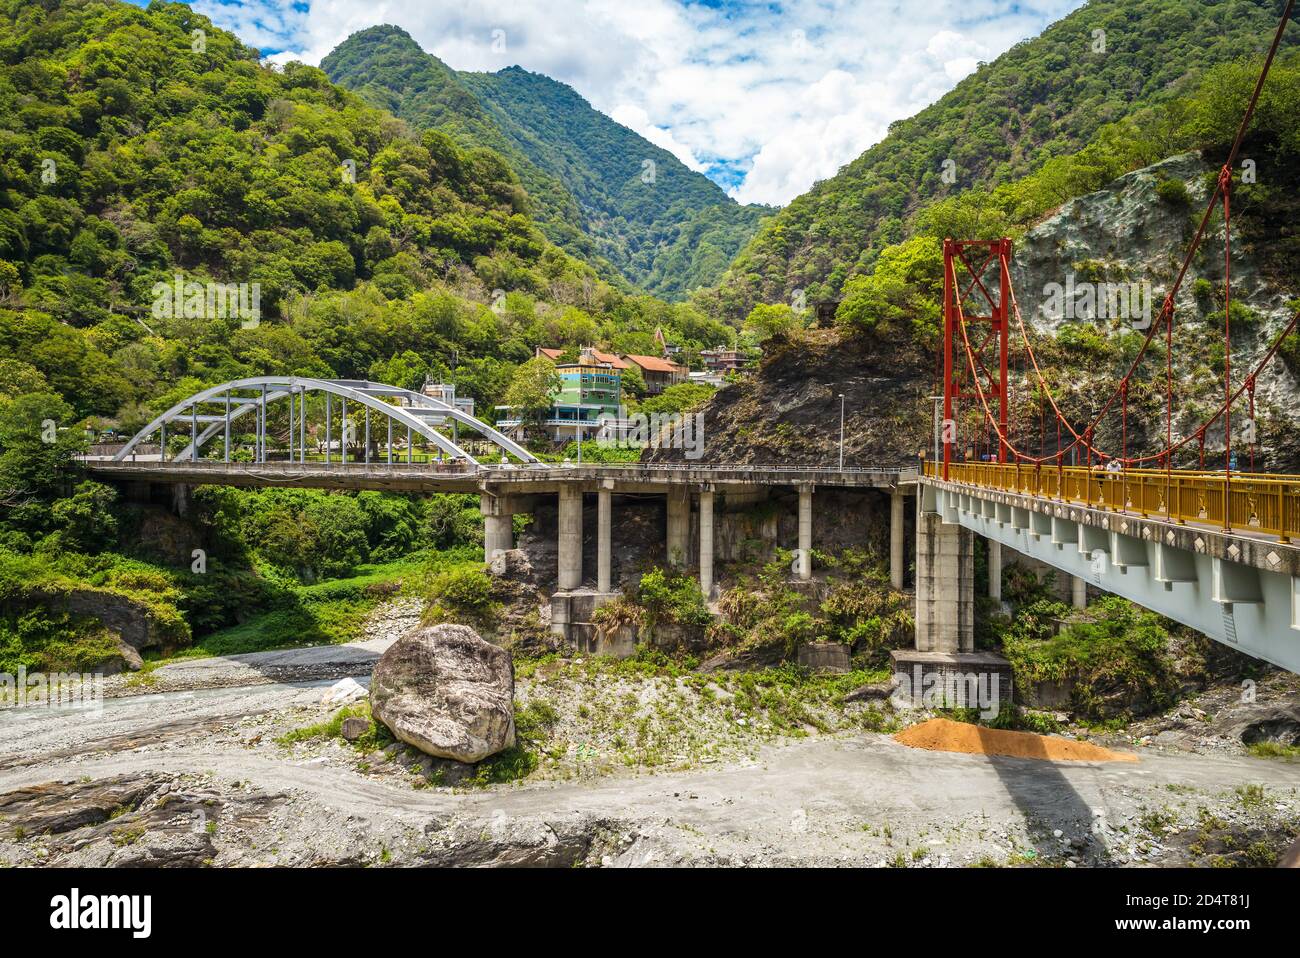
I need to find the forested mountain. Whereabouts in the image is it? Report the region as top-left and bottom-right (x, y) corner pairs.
(705, 0), (1299, 321)
(321, 25), (771, 300)
(0, 0), (736, 664)
(0, 0), (732, 425)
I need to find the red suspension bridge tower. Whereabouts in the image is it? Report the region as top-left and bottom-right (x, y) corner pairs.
(941, 237), (1012, 479)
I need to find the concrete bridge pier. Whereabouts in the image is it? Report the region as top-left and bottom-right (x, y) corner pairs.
(558, 486), (583, 591)
(666, 487), (691, 570)
(914, 511), (975, 652)
(597, 482), (613, 594)
(480, 493), (515, 561)
(890, 488), (906, 590)
(797, 484), (813, 580)
(699, 486), (715, 600)
(1072, 575), (1088, 610)
(895, 493), (1013, 707)
(987, 539), (1002, 602)
(171, 483), (191, 517)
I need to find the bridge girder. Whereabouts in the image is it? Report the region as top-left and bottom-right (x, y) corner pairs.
(926, 482), (1300, 675)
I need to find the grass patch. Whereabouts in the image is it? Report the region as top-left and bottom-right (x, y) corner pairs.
(513, 649), (899, 775)
(1247, 741), (1300, 760)
(469, 744), (539, 786)
(164, 557), (434, 661)
(276, 701), (393, 752)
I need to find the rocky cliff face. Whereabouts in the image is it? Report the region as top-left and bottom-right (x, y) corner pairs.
(1010, 151), (1300, 467)
(646, 328), (932, 468)
(683, 151), (1300, 469)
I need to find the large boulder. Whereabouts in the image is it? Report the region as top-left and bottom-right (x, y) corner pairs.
(370, 624), (515, 763)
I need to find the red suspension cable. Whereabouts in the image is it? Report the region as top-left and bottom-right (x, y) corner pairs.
(993, 0), (1294, 468)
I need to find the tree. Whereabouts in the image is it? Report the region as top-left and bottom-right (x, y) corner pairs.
(743, 303), (801, 343)
(640, 381), (714, 417)
(303, 495), (370, 578)
(502, 356), (559, 433)
(47, 481), (119, 553)
(0, 392), (83, 507)
(836, 236), (943, 342)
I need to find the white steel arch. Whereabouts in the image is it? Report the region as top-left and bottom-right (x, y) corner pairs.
(113, 377), (541, 465)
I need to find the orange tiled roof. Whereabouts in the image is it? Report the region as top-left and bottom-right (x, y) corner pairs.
(623, 353), (685, 374)
(536, 346), (629, 369)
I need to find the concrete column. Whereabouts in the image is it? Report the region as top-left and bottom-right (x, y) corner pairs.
(914, 511), (975, 652)
(987, 538), (1002, 601)
(666, 488), (690, 569)
(797, 484), (813, 580)
(597, 485), (612, 594)
(1072, 575), (1088, 610)
(558, 487), (583, 591)
(480, 494), (513, 561)
(699, 488), (715, 600)
(890, 488), (906, 590)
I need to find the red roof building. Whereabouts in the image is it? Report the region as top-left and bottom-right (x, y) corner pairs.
(535, 346), (629, 370)
(622, 353), (688, 394)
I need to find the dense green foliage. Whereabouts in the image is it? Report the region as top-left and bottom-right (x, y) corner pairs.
(704, 0), (1299, 320)
(0, 0), (748, 669)
(636, 567), (711, 628)
(0, 0), (734, 429)
(999, 597), (1181, 722)
(321, 25), (772, 300)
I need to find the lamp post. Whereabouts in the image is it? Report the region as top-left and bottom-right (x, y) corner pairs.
(837, 393), (845, 471)
(929, 395), (942, 475)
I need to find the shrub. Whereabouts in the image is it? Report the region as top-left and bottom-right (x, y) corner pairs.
(1155, 177), (1191, 207)
(425, 565), (494, 614)
(636, 568), (711, 628)
(1000, 597), (1179, 721)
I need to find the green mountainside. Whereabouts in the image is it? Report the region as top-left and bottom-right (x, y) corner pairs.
(705, 0), (1299, 320)
(0, 0), (737, 662)
(321, 25), (771, 300)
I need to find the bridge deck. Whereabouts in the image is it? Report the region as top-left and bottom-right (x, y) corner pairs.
(924, 461), (1300, 577)
(83, 458), (915, 493)
(929, 461), (1300, 542)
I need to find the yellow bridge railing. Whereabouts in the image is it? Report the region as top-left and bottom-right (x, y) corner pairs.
(923, 460), (1300, 543)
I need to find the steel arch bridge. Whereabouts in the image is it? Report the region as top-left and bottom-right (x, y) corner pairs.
(113, 377), (540, 466)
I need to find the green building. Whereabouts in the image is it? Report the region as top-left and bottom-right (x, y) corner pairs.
(495, 348), (624, 442)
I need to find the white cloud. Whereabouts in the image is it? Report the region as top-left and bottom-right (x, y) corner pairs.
(609, 104), (707, 172)
(189, 0), (1088, 206)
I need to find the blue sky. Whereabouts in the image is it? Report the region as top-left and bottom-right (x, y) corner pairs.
(135, 0), (1086, 205)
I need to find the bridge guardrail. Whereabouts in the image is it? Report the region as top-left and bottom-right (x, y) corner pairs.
(925, 460), (1299, 542)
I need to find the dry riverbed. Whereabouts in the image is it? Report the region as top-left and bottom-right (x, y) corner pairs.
(1, 618), (1297, 867)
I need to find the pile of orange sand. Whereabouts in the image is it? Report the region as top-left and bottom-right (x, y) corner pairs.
(894, 718), (1138, 763)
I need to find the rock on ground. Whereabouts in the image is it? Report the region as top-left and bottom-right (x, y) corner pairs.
(370, 624), (515, 763)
